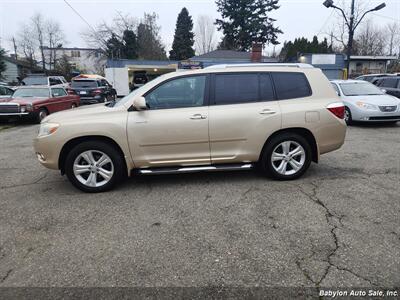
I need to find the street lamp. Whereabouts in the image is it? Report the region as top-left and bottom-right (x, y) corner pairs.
(323, 0), (386, 78)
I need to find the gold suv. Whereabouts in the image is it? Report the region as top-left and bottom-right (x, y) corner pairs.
(34, 64), (347, 192)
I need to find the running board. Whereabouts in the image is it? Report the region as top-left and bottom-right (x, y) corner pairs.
(135, 163), (254, 175)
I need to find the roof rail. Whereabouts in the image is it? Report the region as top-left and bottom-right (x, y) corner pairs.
(205, 63), (314, 69)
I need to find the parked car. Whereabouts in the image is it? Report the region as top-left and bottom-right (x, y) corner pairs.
(0, 85), (14, 98)
(21, 74), (69, 89)
(374, 76), (400, 99)
(331, 80), (400, 124)
(70, 74), (116, 104)
(33, 64), (347, 192)
(0, 86), (80, 123)
(355, 73), (394, 83)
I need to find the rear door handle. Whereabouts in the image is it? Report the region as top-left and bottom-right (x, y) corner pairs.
(190, 114), (207, 120)
(259, 109), (276, 115)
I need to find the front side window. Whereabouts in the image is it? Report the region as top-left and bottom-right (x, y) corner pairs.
(214, 73), (258, 105)
(146, 76), (206, 109)
(49, 78), (62, 86)
(272, 73), (312, 100)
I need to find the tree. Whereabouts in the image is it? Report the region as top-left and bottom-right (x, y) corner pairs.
(122, 29), (138, 59)
(195, 15), (217, 55)
(31, 13), (47, 70)
(16, 23), (37, 67)
(279, 36), (333, 61)
(0, 48), (6, 80)
(353, 20), (387, 56)
(215, 0), (282, 51)
(55, 54), (73, 80)
(105, 33), (125, 58)
(169, 8), (195, 60)
(46, 20), (65, 70)
(386, 22), (399, 56)
(137, 13), (167, 60)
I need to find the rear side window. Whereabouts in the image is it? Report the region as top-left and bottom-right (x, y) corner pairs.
(271, 73), (311, 100)
(215, 74), (258, 105)
(259, 74), (275, 101)
(380, 78), (398, 88)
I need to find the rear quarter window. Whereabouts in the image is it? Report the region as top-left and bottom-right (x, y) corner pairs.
(271, 72), (312, 100)
(380, 78), (398, 88)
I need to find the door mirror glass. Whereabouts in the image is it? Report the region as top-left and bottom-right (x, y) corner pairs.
(133, 96), (147, 110)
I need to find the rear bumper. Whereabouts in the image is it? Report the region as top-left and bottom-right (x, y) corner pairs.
(79, 96), (103, 104)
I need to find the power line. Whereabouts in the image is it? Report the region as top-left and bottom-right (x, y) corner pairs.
(63, 0), (97, 34)
(371, 13), (400, 22)
(316, 9), (335, 36)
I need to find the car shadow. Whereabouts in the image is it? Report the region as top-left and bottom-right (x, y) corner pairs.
(350, 121), (399, 128)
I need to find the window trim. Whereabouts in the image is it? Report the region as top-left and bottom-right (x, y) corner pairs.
(140, 74), (210, 111)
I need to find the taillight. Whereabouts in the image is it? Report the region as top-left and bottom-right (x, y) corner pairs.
(92, 89), (102, 95)
(327, 102), (345, 119)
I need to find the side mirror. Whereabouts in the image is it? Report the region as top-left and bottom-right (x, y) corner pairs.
(381, 89), (387, 94)
(132, 96), (147, 110)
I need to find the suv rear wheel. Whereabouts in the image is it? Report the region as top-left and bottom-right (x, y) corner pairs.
(260, 133), (312, 180)
(65, 141), (125, 192)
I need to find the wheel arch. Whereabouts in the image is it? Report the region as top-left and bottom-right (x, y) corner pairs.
(259, 127), (319, 163)
(58, 135), (128, 175)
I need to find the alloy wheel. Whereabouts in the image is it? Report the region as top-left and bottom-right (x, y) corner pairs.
(73, 150), (114, 188)
(271, 141), (306, 176)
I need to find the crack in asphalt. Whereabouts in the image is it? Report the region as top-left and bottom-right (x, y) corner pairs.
(0, 173), (60, 190)
(0, 269), (12, 283)
(297, 181), (376, 287)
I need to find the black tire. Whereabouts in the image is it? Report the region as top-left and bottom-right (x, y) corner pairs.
(35, 108), (48, 124)
(65, 141), (125, 193)
(259, 133), (312, 180)
(345, 107), (353, 125)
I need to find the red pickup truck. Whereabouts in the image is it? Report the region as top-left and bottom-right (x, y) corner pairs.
(0, 86), (80, 123)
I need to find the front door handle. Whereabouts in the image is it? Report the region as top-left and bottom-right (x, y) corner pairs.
(190, 114), (207, 120)
(259, 109), (276, 115)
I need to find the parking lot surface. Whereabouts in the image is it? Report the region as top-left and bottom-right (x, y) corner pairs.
(0, 123), (399, 287)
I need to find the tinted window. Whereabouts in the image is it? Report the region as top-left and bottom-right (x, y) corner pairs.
(259, 74), (275, 101)
(146, 76), (206, 109)
(215, 74), (258, 105)
(49, 78), (62, 85)
(380, 78), (398, 88)
(51, 88), (67, 97)
(0, 86), (12, 96)
(272, 73), (311, 100)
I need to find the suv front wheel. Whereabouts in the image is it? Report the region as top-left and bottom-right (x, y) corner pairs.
(65, 141), (125, 192)
(260, 133), (312, 180)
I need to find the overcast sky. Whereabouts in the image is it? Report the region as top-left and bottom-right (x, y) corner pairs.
(0, 0), (399, 54)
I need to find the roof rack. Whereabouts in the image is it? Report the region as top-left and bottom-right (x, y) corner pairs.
(205, 63), (314, 69)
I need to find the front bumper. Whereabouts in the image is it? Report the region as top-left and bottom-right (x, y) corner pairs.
(0, 112), (30, 117)
(33, 135), (62, 170)
(350, 105), (400, 122)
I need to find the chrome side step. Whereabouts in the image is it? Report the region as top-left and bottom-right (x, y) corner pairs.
(136, 163), (254, 175)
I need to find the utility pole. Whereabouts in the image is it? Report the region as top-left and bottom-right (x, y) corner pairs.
(323, 0), (386, 78)
(346, 0), (355, 74)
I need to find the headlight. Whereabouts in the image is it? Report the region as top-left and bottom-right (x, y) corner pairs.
(26, 103), (33, 111)
(356, 102), (377, 110)
(38, 123), (59, 137)
(20, 106), (26, 113)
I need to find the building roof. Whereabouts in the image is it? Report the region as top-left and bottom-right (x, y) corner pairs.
(191, 50), (278, 63)
(349, 55), (397, 61)
(3, 56), (41, 70)
(41, 46), (101, 51)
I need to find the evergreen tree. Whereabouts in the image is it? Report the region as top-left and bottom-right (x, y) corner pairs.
(122, 29), (138, 59)
(279, 36), (333, 61)
(215, 0), (282, 51)
(137, 13), (167, 60)
(169, 8), (195, 60)
(105, 33), (125, 59)
(0, 48), (6, 80)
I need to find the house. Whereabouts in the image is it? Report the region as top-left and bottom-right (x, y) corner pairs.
(347, 55), (397, 77)
(2, 56), (42, 84)
(297, 53), (346, 80)
(41, 47), (106, 74)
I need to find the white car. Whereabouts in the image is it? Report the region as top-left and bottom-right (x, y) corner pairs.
(331, 80), (400, 124)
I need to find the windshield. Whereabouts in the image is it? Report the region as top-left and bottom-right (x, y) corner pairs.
(13, 88), (49, 98)
(22, 77), (48, 85)
(114, 73), (172, 107)
(339, 82), (384, 96)
(71, 80), (98, 88)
